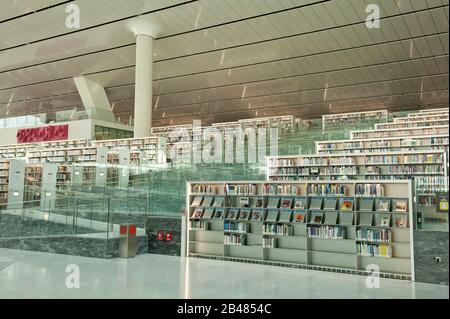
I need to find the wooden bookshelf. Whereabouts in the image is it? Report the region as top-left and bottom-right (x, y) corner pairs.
(185, 180), (414, 280)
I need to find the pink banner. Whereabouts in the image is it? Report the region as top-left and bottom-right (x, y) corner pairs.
(16, 124), (69, 143)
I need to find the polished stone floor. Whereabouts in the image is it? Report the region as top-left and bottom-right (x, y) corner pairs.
(0, 248), (447, 299)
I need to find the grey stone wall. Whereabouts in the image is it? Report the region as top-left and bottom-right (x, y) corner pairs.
(0, 235), (148, 259)
(0, 214), (98, 238)
(414, 230), (449, 285)
(145, 215), (182, 256)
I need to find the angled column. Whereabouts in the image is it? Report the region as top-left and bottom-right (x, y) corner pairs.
(133, 33), (154, 137)
(73, 76), (115, 122)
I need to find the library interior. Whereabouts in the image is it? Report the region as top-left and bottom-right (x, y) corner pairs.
(0, 0), (448, 300)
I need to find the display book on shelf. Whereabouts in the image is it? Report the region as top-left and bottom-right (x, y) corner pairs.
(266, 149), (448, 182)
(349, 125), (449, 139)
(186, 180), (414, 279)
(315, 134), (449, 155)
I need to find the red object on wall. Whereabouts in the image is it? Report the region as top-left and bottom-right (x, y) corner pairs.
(156, 231), (165, 241)
(16, 124), (69, 143)
(120, 225), (127, 235)
(165, 232), (173, 242)
(129, 224), (136, 235)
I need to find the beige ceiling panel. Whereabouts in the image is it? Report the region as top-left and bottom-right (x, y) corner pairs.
(0, 0), (65, 21)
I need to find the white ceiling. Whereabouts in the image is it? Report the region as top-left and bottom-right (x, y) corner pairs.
(0, 0), (448, 125)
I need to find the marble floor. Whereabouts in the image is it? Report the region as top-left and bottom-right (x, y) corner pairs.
(0, 248), (447, 299)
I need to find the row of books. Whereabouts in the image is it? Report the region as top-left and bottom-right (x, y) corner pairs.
(263, 237), (276, 248)
(307, 225), (346, 240)
(356, 228), (392, 243)
(355, 183), (384, 197)
(191, 196), (408, 212)
(189, 220), (209, 230)
(416, 176), (449, 193)
(224, 221), (250, 233)
(357, 243), (392, 258)
(224, 233), (246, 246)
(386, 165), (444, 174)
(269, 167), (360, 176)
(263, 224), (294, 236)
(263, 184), (300, 196)
(225, 184), (257, 195)
(191, 184), (217, 194)
(306, 184), (348, 196)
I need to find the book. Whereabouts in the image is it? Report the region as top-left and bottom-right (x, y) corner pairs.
(437, 193), (449, 213)
(293, 197), (307, 209)
(226, 208), (239, 220)
(239, 197), (250, 207)
(265, 209), (279, 222)
(191, 196), (203, 207)
(310, 211), (323, 224)
(340, 198), (354, 211)
(309, 197), (323, 210)
(214, 208), (224, 219)
(380, 216), (390, 227)
(359, 198), (374, 211)
(267, 197), (280, 208)
(293, 210), (306, 223)
(377, 199), (390, 212)
(255, 197), (264, 208)
(213, 196), (225, 207)
(192, 208), (204, 219)
(251, 209), (263, 221)
(394, 199), (408, 212)
(279, 209), (292, 222)
(238, 208), (252, 221)
(395, 216), (407, 228)
(203, 208), (215, 219)
(226, 184), (236, 195)
(323, 198), (337, 210)
(281, 197), (293, 209)
(201, 196), (214, 207)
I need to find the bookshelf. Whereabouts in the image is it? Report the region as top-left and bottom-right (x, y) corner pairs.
(316, 134), (449, 155)
(350, 125), (449, 140)
(322, 110), (388, 130)
(419, 108), (449, 114)
(266, 150), (448, 181)
(394, 114), (449, 123)
(185, 180), (414, 279)
(0, 144), (34, 160)
(0, 159), (26, 209)
(374, 119), (449, 130)
(91, 136), (166, 164)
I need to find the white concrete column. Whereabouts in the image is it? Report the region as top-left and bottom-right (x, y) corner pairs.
(134, 33), (154, 138)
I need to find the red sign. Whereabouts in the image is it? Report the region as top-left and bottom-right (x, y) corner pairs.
(16, 124), (69, 143)
(129, 224), (136, 235)
(165, 232), (173, 242)
(156, 231), (165, 241)
(120, 225), (127, 235)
